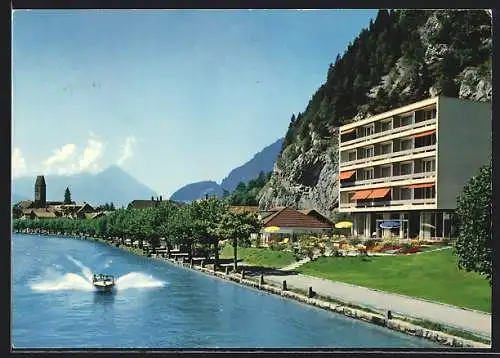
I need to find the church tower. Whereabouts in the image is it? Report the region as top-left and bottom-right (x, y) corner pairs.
(34, 175), (46, 208)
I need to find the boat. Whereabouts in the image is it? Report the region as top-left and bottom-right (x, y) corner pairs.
(92, 273), (115, 292)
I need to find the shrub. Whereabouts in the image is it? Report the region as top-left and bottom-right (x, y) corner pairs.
(350, 238), (362, 246)
(364, 239), (379, 248)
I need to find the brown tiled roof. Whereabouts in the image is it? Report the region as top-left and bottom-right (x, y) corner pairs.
(15, 200), (34, 210)
(85, 212), (104, 219)
(77, 203), (94, 213)
(128, 200), (158, 209)
(32, 209), (58, 218)
(229, 206), (260, 213)
(263, 207), (332, 229)
(299, 209), (333, 225)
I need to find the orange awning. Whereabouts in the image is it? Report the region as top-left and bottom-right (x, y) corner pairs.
(413, 129), (436, 138)
(367, 188), (391, 199)
(351, 190), (373, 200)
(410, 182), (435, 189)
(341, 128), (356, 135)
(339, 170), (356, 180)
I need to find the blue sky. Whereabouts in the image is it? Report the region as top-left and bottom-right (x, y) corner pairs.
(12, 9), (377, 197)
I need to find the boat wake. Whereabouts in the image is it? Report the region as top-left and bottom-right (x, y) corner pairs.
(29, 256), (165, 293)
(114, 272), (165, 291)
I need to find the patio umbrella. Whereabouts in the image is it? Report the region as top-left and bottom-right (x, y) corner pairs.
(335, 221), (353, 229)
(264, 226), (281, 233)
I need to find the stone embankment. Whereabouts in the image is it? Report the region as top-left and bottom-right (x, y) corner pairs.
(158, 255), (490, 349)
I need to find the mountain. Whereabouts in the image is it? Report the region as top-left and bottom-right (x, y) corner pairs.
(12, 192), (28, 206)
(220, 138), (284, 192)
(12, 165), (157, 208)
(259, 9), (492, 217)
(169, 181), (224, 203)
(169, 138), (284, 202)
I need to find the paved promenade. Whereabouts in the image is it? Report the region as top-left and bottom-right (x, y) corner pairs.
(263, 272), (491, 338)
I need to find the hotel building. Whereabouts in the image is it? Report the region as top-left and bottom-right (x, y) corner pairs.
(337, 96), (491, 240)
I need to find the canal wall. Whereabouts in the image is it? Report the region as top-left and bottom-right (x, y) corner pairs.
(161, 257), (490, 349)
(15, 232), (490, 349)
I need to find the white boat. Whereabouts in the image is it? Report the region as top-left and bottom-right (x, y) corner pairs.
(92, 273), (115, 292)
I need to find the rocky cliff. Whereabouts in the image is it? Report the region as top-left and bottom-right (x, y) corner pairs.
(259, 10), (492, 218)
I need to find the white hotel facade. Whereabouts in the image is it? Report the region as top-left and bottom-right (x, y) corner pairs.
(337, 96), (491, 240)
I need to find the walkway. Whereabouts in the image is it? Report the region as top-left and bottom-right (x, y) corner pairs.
(263, 273), (491, 338)
(280, 257), (311, 271)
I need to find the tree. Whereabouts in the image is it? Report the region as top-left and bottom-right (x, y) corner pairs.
(454, 161), (492, 285)
(192, 196), (230, 269)
(214, 210), (261, 271)
(64, 187), (72, 204)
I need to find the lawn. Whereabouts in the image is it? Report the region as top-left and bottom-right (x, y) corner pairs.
(297, 248), (491, 313)
(219, 245), (297, 269)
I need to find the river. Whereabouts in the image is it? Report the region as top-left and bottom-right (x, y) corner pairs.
(11, 234), (440, 349)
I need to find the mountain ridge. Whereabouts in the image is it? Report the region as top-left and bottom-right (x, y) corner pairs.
(12, 165), (158, 208)
(169, 137), (284, 202)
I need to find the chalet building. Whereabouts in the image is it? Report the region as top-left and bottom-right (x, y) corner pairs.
(128, 196), (163, 210)
(260, 207), (333, 245)
(127, 196), (184, 210)
(338, 96), (491, 240)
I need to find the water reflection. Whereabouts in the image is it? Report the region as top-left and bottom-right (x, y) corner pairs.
(93, 291), (116, 305)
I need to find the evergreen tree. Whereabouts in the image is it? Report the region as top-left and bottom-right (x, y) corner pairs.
(64, 187), (72, 204)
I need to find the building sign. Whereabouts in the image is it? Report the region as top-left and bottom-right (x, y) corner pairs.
(379, 220), (400, 229)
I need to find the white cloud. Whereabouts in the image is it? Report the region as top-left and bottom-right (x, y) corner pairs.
(12, 148), (27, 178)
(78, 138), (103, 171)
(43, 144), (76, 167)
(117, 136), (137, 166)
(40, 132), (104, 175)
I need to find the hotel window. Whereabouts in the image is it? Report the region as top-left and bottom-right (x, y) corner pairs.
(425, 186), (435, 199)
(424, 108), (437, 120)
(400, 115), (413, 127)
(363, 125), (374, 137)
(400, 138), (413, 151)
(363, 168), (374, 180)
(381, 142), (392, 155)
(380, 119), (392, 132)
(415, 187), (435, 199)
(400, 162), (413, 176)
(348, 150), (357, 161)
(400, 187), (412, 200)
(422, 159), (435, 173)
(363, 146), (374, 158)
(380, 165), (392, 177)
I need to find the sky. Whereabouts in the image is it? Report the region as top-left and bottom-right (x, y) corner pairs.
(12, 9), (377, 198)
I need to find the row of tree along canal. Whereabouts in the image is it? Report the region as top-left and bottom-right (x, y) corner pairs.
(13, 197), (261, 271)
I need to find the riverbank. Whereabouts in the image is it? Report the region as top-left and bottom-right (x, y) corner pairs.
(158, 256), (489, 348)
(18, 233), (490, 348)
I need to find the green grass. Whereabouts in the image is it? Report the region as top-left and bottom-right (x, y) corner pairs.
(220, 245), (297, 269)
(297, 249), (491, 313)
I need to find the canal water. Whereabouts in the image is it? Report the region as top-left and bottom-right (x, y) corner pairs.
(12, 234), (440, 349)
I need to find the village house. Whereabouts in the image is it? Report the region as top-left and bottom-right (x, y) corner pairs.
(259, 207), (333, 245)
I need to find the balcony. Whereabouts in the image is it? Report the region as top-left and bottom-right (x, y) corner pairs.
(340, 171), (436, 188)
(340, 118), (436, 149)
(339, 198), (436, 210)
(340, 144), (436, 168)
